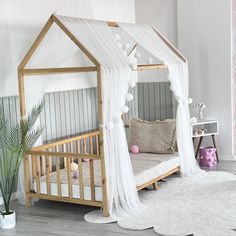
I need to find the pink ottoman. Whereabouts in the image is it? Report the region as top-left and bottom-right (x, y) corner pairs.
(199, 146), (217, 167)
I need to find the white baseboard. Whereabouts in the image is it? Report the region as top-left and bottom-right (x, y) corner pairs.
(0, 192), (19, 206)
(219, 154), (236, 161)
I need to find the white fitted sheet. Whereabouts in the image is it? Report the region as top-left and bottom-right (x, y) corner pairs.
(33, 152), (179, 201)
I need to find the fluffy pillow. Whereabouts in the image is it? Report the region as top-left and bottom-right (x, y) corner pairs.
(129, 118), (176, 154)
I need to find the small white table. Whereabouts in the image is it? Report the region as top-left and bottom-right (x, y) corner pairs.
(191, 119), (219, 162)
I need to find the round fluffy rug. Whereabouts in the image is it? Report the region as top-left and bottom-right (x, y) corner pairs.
(85, 171), (236, 236)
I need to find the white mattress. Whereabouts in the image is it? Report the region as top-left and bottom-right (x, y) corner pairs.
(33, 152), (179, 201)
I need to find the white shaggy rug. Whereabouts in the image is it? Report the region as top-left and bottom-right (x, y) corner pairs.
(85, 171), (236, 236)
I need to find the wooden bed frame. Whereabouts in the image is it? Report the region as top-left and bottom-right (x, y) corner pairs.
(18, 14), (183, 217)
(24, 129), (180, 217)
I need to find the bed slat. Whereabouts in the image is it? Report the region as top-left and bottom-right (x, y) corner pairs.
(35, 155), (41, 194)
(31, 155), (36, 179)
(56, 157), (62, 197)
(96, 134), (99, 155)
(40, 156), (45, 176)
(63, 144), (67, 168)
(89, 159), (95, 201)
(45, 156), (51, 195)
(48, 148), (52, 173)
(66, 156), (73, 198)
(83, 138), (87, 154)
(78, 158), (84, 200)
(89, 136), (95, 201)
(70, 142), (74, 162)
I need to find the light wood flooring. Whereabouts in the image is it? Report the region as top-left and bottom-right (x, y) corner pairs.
(1, 161), (236, 236)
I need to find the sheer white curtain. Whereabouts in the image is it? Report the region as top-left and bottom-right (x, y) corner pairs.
(119, 23), (200, 176)
(57, 16), (141, 217)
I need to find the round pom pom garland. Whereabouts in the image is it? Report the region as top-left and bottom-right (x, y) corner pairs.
(130, 145), (139, 154)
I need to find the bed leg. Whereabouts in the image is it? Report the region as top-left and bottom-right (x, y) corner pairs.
(102, 207), (109, 217)
(152, 182), (159, 190)
(25, 195), (32, 207)
(24, 156), (32, 207)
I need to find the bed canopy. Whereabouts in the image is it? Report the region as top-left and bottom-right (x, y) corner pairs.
(18, 14), (200, 218)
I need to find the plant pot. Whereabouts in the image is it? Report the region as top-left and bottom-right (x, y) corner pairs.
(0, 211), (16, 229)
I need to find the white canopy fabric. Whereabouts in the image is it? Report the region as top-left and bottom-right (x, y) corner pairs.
(18, 14), (200, 218)
(119, 23), (201, 176)
(56, 16), (142, 218)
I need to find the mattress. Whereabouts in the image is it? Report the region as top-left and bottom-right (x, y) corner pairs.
(33, 152), (179, 201)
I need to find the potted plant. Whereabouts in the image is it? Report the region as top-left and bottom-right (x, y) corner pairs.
(0, 102), (44, 229)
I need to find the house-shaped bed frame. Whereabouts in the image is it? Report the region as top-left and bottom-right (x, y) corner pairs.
(18, 14), (184, 217)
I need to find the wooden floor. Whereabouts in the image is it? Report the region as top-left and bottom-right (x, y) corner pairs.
(1, 161), (236, 236)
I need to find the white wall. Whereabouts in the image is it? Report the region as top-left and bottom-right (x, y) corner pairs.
(135, 0), (177, 45)
(0, 0), (135, 97)
(135, 0), (178, 114)
(178, 0), (233, 160)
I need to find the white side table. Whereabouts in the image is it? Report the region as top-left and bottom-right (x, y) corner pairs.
(191, 120), (219, 162)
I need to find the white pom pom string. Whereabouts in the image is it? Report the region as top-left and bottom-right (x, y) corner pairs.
(107, 121), (114, 131)
(188, 98), (193, 104)
(124, 43), (130, 51)
(121, 105), (129, 113)
(147, 57), (153, 64)
(113, 116), (121, 124)
(130, 63), (137, 70)
(126, 93), (134, 101)
(134, 52), (141, 58)
(117, 42), (122, 49)
(129, 80), (136, 88)
(115, 33), (121, 41)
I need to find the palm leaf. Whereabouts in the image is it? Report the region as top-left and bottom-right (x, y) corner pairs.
(0, 101), (44, 214)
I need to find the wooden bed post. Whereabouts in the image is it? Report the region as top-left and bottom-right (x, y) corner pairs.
(18, 69), (32, 207)
(97, 66), (109, 217)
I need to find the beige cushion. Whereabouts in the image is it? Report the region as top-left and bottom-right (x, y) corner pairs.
(129, 118), (176, 154)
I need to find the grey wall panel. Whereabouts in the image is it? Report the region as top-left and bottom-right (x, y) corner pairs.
(0, 96), (20, 126)
(40, 88), (99, 143)
(0, 82), (173, 144)
(123, 86), (139, 125)
(138, 82), (173, 121)
(41, 87), (137, 143)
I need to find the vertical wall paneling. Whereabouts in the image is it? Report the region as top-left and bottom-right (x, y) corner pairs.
(0, 82), (173, 144)
(0, 96), (20, 127)
(138, 82), (173, 121)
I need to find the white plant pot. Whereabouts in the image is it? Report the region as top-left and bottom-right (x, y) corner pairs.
(0, 211), (16, 229)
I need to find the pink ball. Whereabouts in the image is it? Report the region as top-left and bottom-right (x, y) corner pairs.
(131, 145), (139, 154)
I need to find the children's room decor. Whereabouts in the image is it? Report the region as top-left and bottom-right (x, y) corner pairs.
(16, 13), (220, 235)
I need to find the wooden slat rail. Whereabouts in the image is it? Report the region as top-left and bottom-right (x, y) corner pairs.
(56, 156), (61, 197)
(89, 136), (95, 201)
(45, 155), (51, 195)
(78, 158), (84, 200)
(28, 150), (101, 160)
(35, 155), (40, 194)
(24, 156), (31, 207)
(31, 155), (36, 179)
(32, 130), (100, 151)
(67, 157), (73, 198)
(63, 144), (67, 168)
(25, 129), (103, 210)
